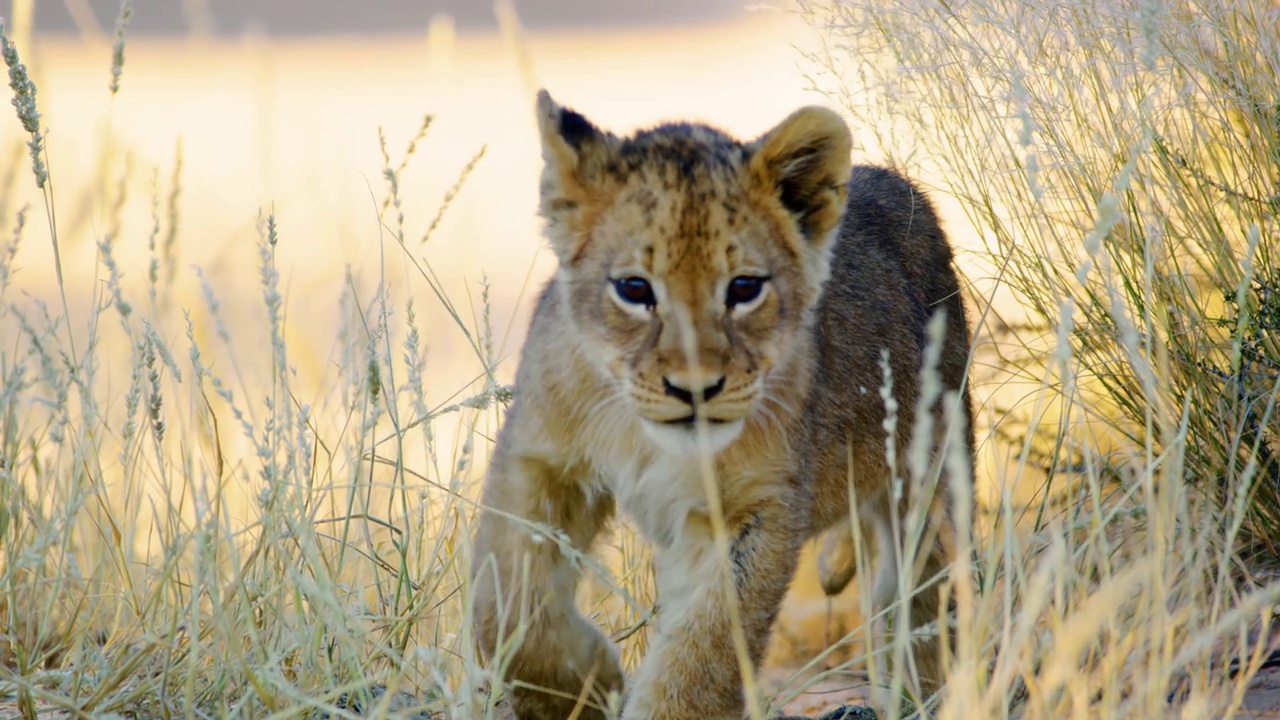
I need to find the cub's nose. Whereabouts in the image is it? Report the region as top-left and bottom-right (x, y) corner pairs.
(662, 376), (726, 406)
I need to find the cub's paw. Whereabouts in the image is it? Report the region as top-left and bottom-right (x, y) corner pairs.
(506, 623), (624, 720)
(774, 706), (878, 720)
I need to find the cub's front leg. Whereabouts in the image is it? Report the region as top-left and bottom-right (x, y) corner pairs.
(623, 502), (805, 720)
(471, 451), (622, 720)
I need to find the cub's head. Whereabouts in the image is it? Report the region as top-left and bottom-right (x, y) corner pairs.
(536, 90), (852, 454)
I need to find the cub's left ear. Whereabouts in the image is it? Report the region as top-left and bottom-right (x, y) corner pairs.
(748, 106), (853, 245)
(536, 89), (616, 204)
(534, 90), (620, 263)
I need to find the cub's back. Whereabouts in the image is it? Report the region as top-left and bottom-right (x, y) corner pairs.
(801, 165), (974, 528)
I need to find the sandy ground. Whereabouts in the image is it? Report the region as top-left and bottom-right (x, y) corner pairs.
(4, 659), (1280, 718)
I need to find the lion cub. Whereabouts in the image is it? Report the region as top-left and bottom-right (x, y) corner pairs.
(471, 90), (974, 720)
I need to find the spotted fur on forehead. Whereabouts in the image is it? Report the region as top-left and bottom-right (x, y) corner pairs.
(591, 123), (785, 275)
(593, 166), (773, 289)
(538, 91), (853, 316)
(535, 92), (854, 286)
(613, 123), (750, 179)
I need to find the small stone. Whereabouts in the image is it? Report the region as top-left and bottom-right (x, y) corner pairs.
(310, 684), (441, 720)
(774, 704), (877, 720)
(819, 706), (877, 720)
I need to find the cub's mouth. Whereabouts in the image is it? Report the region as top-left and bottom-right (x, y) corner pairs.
(628, 377), (757, 452)
(661, 415), (732, 426)
(640, 415), (747, 455)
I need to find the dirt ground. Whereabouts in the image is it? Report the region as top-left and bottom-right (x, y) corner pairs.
(6, 536), (1280, 718)
(762, 664), (1280, 719)
(4, 667), (1280, 719)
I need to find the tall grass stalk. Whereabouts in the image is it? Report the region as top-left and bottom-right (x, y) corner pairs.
(2, 19), (73, 375)
(0, 30), (513, 720)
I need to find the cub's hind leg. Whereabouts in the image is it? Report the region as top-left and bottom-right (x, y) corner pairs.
(817, 517), (859, 598)
(865, 491), (958, 705)
(471, 455), (622, 720)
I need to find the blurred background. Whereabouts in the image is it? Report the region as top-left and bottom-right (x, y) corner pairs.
(0, 0), (850, 378)
(5, 0), (746, 34)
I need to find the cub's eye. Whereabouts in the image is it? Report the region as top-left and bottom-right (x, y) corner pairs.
(612, 276), (657, 308)
(726, 276), (769, 307)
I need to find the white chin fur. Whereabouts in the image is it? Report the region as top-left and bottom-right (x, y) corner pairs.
(641, 419), (744, 455)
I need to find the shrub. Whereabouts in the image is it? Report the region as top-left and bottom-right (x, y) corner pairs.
(802, 0), (1279, 554)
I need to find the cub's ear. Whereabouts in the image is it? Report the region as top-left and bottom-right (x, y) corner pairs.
(536, 89), (616, 206)
(748, 106), (853, 246)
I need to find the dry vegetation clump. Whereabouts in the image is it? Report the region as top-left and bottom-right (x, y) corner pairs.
(0, 9), (505, 718)
(794, 0), (1280, 717)
(1, 0), (1279, 718)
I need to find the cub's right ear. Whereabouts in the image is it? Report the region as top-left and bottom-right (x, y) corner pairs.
(536, 90), (616, 207)
(748, 106), (853, 248)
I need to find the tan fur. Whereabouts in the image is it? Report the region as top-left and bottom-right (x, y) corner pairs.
(471, 90), (975, 720)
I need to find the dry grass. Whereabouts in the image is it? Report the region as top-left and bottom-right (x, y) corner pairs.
(1, 0), (1279, 718)
(794, 0), (1280, 717)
